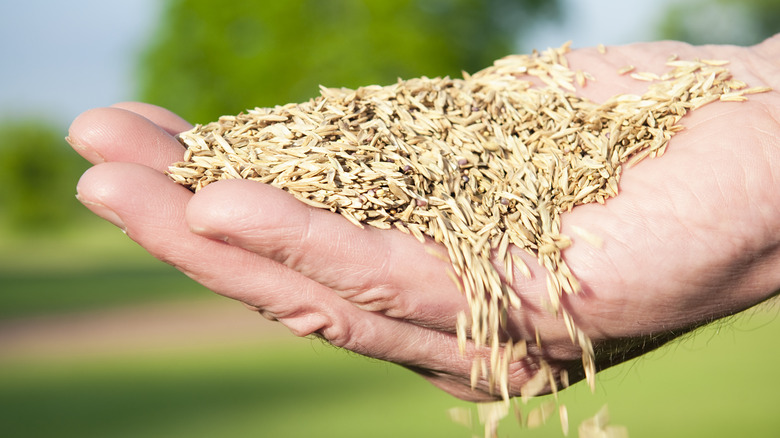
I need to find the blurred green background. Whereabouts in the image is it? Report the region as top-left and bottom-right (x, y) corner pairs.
(1, 0), (779, 437)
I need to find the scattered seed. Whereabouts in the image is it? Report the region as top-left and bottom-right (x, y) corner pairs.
(526, 400), (557, 428)
(559, 404), (569, 436)
(579, 405), (628, 438)
(448, 407), (473, 428)
(617, 65), (635, 75)
(570, 225), (604, 249)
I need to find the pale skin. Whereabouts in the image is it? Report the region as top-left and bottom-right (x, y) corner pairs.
(68, 36), (780, 401)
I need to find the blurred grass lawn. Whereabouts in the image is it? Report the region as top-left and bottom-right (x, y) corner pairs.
(1, 219), (779, 437)
(0, 220), (215, 320)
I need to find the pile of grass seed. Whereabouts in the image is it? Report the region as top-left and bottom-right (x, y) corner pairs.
(168, 43), (768, 425)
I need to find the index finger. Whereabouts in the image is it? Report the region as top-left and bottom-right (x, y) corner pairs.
(67, 103), (191, 171)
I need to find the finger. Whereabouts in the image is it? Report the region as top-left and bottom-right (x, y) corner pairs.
(110, 101), (193, 135)
(74, 162), (527, 398)
(76, 161), (359, 335)
(182, 176), (574, 371)
(185, 178), (470, 330)
(67, 107), (186, 171)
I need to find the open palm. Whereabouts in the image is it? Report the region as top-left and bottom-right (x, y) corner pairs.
(69, 36), (780, 401)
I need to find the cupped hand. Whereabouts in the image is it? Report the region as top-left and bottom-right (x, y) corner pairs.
(67, 37), (780, 401)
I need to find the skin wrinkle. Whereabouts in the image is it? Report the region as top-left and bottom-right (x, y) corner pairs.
(398, 323), (549, 400)
(254, 189), (401, 314)
(334, 308), (387, 354)
(647, 192), (737, 323)
(150, 131), (175, 171)
(611, 193), (666, 270)
(372, 237), (455, 326)
(398, 325), (454, 367)
(755, 103), (780, 182)
(338, 230), (455, 327)
(679, 103), (742, 134)
(655, 161), (722, 251)
(675, 110), (778, 257)
(302, 206), (316, 248)
(670, 119), (778, 300)
(205, 253), (282, 303)
(147, 233), (226, 280)
(205, 186), (322, 282)
(404, 337), (494, 398)
(353, 231), (395, 291)
(90, 181), (196, 275)
(189, 206), (353, 318)
(274, 202), (316, 270)
(346, 283), (403, 315)
(560, 168), (710, 339)
(416, 370), (492, 401)
(289, 309), (337, 339)
(294, 294), (338, 336)
(751, 108), (780, 243)
(259, 275), (346, 339)
(709, 157), (758, 257)
(331, 229), (401, 312)
(679, 165), (720, 237)
(408, 330), (535, 400)
(332, 312), (400, 361)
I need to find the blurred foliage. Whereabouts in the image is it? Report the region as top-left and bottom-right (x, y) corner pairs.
(139, 0), (560, 124)
(0, 121), (88, 233)
(659, 0), (780, 46)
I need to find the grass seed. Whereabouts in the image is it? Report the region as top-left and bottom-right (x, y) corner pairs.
(168, 44), (769, 426)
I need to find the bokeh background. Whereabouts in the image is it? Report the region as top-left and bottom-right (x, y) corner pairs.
(1, 0), (779, 437)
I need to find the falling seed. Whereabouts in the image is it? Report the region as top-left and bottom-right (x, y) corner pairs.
(448, 407), (473, 428)
(560, 404), (570, 436)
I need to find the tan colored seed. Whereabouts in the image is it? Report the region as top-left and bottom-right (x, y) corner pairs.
(570, 225), (604, 249)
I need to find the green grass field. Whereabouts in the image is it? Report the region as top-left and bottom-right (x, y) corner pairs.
(0, 222), (214, 319)
(2, 314), (780, 438)
(2, 222), (779, 437)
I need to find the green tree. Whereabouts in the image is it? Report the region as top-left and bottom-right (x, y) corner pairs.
(139, 0), (559, 124)
(0, 121), (88, 233)
(660, 0), (780, 46)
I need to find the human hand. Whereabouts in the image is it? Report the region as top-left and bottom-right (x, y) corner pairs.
(68, 36), (780, 402)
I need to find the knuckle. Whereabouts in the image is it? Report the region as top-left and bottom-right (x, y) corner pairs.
(348, 285), (404, 314)
(317, 317), (356, 350)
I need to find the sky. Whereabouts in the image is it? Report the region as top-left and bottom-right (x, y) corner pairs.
(0, 0), (160, 126)
(522, 0), (673, 51)
(0, 0), (672, 129)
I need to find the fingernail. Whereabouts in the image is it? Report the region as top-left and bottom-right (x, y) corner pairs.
(76, 194), (126, 231)
(65, 135), (106, 164)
